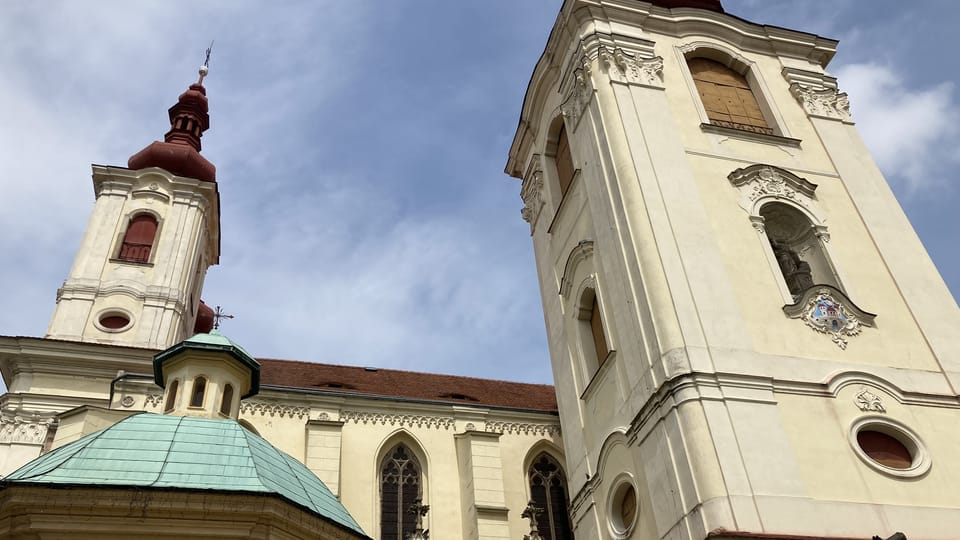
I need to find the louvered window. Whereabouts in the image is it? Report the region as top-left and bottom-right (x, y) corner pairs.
(380, 444), (421, 540)
(688, 57), (772, 135)
(529, 454), (574, 540)
(118, 214), (158, 263)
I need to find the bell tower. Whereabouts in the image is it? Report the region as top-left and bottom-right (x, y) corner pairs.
(46, 63), (220, 349)
(506, 1), (960, 539)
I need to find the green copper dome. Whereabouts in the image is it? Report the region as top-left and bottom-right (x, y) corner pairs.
(3, 413), (368, 538)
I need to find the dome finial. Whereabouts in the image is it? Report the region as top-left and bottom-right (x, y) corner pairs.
(198, 40), (213, 85)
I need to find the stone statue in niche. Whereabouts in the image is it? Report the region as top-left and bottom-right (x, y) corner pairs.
(771, 240), (814, 296)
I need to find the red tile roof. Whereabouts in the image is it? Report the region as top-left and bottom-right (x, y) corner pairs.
(258, 358), (558, 412)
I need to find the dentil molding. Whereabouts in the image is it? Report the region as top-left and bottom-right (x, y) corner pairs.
(339, 410), (456, 430)
(241, 401), (310, 419)
(484, 421), (560, 437)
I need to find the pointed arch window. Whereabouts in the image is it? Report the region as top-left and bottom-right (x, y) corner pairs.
(529, 453), (574, 540)
(189, 376), (207, 408)
(688, 57), (772, 135)
(164, 379), (179, 412)
(220, 384), (234, 416)
(380, 444), (422, 540)
(118, 213), (158, 263)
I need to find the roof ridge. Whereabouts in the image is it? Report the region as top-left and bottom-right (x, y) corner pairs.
(257, 356), (555, 387)
(148, 414), (186, 487)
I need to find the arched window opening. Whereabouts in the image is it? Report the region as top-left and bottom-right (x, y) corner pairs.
(164, 379), (179, 413)
(760, 202), (838, 298)
(688, 57), (772, 135)
(189, 376), (207, 408)
(577, 288), (609, 372)
(555, 124), (575, 198)
(220, 384), (234, 416)
(118, 213), (158, 263)
(380, 444), (422, 540)
(528, 453), (574, 540)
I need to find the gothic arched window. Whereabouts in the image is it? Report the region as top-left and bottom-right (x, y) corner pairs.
(529, 453), (574, 540)
(380, 444), (422, 540)
(189, 376), (207, 408)
(118, 213), (158, 263)
(688, 57), (771, 135)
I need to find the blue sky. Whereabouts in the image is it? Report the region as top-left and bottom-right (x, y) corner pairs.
(0, 1), (957, 389)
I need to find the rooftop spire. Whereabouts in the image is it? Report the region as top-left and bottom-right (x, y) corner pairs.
(127, 47), (217, 182)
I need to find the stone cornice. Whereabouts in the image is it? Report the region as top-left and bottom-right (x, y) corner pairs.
(0, 335), (155, 387)
(505, 0), (838, 178)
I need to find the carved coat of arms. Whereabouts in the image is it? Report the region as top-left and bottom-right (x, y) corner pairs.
(800, 289), (864, 349)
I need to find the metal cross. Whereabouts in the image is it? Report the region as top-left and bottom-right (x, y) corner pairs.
(212, 305), (234, 329)
(198, 40), (214, 84)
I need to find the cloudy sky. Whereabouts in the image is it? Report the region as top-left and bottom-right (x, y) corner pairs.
(1, 1), (957, 391)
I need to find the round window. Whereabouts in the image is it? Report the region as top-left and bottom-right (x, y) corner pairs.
(608, 478), (638, 538)
(849, 418), (930, 478)
(96, 311), (132, 332)
(857, 430), (912, 469)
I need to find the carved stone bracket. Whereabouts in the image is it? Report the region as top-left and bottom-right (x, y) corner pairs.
(521, 154), (545, 233)
(484, 421), (561, 437)
(598, 46), (664, 88)
(340, 410), (455, 430)
(783, 285), (876, 350)
(790, 84), (851, 122)
(145, 393), (163, 408)
(240, 401), (310, 419)
(560, 55), (594, 131)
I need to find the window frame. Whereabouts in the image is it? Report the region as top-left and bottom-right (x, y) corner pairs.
(675, 42), (792, 140)
(527, 452), (574, 540)
(116, 211), (160, 264)
(378, 443), (424, 540)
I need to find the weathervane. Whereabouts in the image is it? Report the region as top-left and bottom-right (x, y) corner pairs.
(198, 40), (214, 84)
(212, 305), (233, 329)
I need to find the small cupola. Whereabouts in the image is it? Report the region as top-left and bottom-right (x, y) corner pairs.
(153, 330), (260, 419)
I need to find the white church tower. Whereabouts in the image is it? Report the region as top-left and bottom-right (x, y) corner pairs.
(46, 66), (219, 349)
(505, 1), (960, 539)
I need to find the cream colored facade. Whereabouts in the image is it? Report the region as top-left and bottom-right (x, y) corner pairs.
(46, 165), (218, 349)
(0, 337), (564, 539)
(505, 1), (960, 539)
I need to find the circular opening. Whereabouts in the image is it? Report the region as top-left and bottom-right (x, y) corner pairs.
(849, 417), (930, 478)
(609, 479), (638, 537)
(857, 430), (912, 469)
(99, 314), (130, 330)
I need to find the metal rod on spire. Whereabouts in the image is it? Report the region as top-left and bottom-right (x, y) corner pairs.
(198, 40), (214, 84)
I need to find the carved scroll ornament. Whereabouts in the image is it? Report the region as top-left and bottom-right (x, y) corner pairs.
(790, 83), (851, 122)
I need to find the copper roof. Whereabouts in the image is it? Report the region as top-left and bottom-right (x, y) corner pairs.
(258, 358), (558, 413)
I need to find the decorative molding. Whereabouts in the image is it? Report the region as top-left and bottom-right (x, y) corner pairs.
(520, 154), (545, 233)
(783, 286), (876, 350)
(0, 416), (52, 445)
(145, 393), (163, 408)
(855, 387), (886, 413)
(241, 401), (310, 419)
(559, 240), (595, 298)
(120, 396), (136, 408)
(339, 410), (455, 430)
(598, 46), (663, 88)
(560, 54), (594, 130)
(790, 83), (851, 122)
(728, 164), (818, 207)
(484, 421), (560, 437)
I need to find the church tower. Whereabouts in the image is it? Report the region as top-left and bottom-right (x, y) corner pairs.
(506, 1), (960, 539)
(46, 65), (220, 349)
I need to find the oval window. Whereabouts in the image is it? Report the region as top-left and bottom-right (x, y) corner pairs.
(857, 430), (912, 469)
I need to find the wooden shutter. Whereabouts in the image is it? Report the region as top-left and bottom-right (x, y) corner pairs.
(556, 125), (575, 197)
(688, 57), (771, 134)
(119, 214), (158, 263)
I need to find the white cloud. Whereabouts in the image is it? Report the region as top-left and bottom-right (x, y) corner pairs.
(835, 62), (960, 193)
